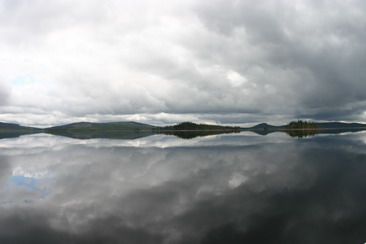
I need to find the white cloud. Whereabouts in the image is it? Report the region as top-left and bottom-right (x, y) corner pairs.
(0, 0), (365, 125)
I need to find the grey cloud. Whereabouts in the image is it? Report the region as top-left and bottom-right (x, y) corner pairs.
(0, 0), (365, 124)
(191, 0), (366, 120)
(299, 101), (366, 121)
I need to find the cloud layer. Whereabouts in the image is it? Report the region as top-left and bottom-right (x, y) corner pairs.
(1, 0), (366, 125)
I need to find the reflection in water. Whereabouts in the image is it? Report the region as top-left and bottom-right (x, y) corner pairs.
(157, 130), (240, 139)
(47, 130), (156, 140)
(0, 132), (33, 139)
(285, 129), (319, 138)
(1, 127), (365, 141)
(47, 130), (240, 140)
(0, 133), (366, 243)
(249, 128), (366, 138)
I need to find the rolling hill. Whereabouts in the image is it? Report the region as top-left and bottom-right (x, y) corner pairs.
(46, 121), (157, 132)
(316, 122), (366, 129)
(0, 122), (42, 139)
(0, 122), (43, 132)
(248, 123), (284, 130)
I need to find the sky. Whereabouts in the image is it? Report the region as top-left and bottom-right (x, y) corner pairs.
(1, 0), (366, 127)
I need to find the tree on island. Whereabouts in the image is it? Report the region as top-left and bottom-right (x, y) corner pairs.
(286, 120), (319, 129)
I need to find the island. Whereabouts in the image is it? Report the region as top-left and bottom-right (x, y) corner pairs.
(285, 120), (319, 129)
(245, 120), (366, 137)
(153, 122), (241, 139)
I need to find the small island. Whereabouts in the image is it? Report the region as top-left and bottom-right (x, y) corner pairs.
(154, 122), (241, 139)
(285, 120), (319, 130)
(285, 120), (320, 138)
(156, 122), (241, 131)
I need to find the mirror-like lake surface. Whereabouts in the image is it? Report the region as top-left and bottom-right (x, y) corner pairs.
(1, 132), (366, 243)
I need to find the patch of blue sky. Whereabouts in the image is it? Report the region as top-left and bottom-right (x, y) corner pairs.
(9, 74), (37, 86)
(9, 175), (48, 191)
(7, 175), (50, 199)
(0, 175), (51, 206)
(10, 175), (38, 189)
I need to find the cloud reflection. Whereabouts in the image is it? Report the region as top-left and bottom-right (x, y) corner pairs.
(0, 133), (365, 243)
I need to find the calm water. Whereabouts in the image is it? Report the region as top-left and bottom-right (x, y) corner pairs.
(0, 131), (366, 243)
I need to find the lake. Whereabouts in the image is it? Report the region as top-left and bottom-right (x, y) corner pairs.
(0, 131), (366, 243)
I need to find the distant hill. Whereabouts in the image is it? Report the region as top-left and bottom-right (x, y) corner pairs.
(248, 123), (284, 130)
(316, 122), (366, 129)
(0, 122), (31, 130)
(0, 122), (42, 139)
(45, 121), (158, 139)
(0, 122), (41, 132)
(46, 121), (157, 132)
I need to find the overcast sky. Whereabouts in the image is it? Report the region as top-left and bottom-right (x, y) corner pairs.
(1, 0), (366, 127)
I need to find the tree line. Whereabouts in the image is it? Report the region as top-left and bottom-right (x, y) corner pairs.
(156, 122), (241, 131)
(285, 120), (319, 129)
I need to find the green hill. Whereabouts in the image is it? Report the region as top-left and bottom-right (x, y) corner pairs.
(45, 121), (158, 139)
(0, 122), (31, 130)
(0, 122), (42, 139)
(0, 122), (41, 132)
(248, 123), (284, 130)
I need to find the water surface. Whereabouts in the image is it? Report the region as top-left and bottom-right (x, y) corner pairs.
(0, 132), (366, 243)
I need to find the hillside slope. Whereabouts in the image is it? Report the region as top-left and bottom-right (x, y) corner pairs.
(0, 122), (42, 139)
(46, 121), (157, 132)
